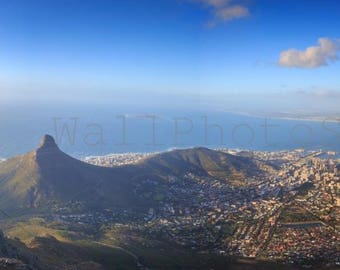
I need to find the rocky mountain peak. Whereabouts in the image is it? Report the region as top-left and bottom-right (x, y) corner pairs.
(38, 135), (58, 150)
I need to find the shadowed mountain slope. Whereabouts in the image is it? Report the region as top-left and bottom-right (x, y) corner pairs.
(0, 135), (136, 210)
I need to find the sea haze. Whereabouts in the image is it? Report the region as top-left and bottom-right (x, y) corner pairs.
(0, 104), (339, 158)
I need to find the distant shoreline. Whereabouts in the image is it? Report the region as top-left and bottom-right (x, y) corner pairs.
(269, 116), (340, 123)
(225, 111), (340, 123)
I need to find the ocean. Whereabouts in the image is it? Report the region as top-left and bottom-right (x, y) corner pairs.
(0, 104), (339, 158)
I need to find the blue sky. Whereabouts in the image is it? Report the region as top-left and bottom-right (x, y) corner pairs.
(0, 0), (340, 114)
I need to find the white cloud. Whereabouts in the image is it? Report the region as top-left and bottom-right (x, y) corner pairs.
(193, 0), (249, 27)
(199, 0), (231, 7)
(279, 38), (340, 68)
(215, 5), (249, 21)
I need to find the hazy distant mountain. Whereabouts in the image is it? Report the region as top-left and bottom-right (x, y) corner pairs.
(0, 135), (272, 212)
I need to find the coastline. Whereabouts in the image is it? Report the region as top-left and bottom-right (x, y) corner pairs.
(224, 111), (340, 123)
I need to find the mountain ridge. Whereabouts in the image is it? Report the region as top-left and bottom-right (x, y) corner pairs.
(0, 135), (273, 212)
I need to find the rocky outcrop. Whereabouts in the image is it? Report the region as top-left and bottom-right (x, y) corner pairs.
(0, 231), (37, 270)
